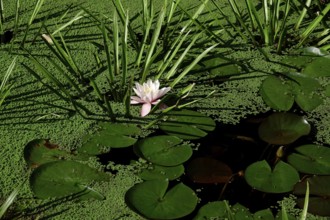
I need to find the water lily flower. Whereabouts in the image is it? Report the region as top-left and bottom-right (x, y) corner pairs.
(131, 79), (171, 117)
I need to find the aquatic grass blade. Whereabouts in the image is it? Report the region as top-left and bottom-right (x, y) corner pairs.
(0, 57), (17, 106)
(295, 0), (312, 30)
(0, 186), (20, 219)
(20, 0), (45, 47)
(170, 43), (218, 88)
(13, 0), (20, 36)
(141, 0), (167, 82)
(299, 3), (330, 46)
(112, 0), (138, 49)
(299, 181), (309, 220)
(113, 12), (120, 77)
(121, 10), (128, 86)
(100, 22), (114, 83)
(0, 0), (4, 34)
(164, 31), (202, 80)
(52, 10), (86, 36)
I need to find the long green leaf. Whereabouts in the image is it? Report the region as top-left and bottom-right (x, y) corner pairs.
(141, 0), (167, 82)
(121, 10), (129, 86)
(0, 186), (20, 218)
(100, 22), (114, 83)
(299, 181), (309, 220)
(170, 43), (218, 88)
(52, 10), (86, 36)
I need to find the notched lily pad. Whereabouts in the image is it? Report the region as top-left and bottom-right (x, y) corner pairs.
(287, 144), (330, 175)
(79, 123), (141, 155)
(30, 160), (109, 200)
(24, 139), (71, 168)
(193, 201), (228, 220)
(159, 109), (216, 140)
(245, 160), (300, 193)
(258, 112), (311, 145)
(294, 176), (330, 216)
(126, 180), (198, 219)
(135, 135), (192, 166)
(186, 157), (232, 184)
(260, 75), (294, 111)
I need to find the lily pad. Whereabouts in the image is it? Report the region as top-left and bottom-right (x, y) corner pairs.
(79, 123), (140, 155)
(135, 135), (192, 166)
(159, 109), (216, 140)
(258, 112), (311, 145)
(254, 209), (274, 219)
(126, 180), (198, 219)
(186, 157), (232, 184)
(193, 201), (227, 220)
(302, 56), (330, 77)
(24, 139), (71, 168)
(287, 144), (330, 175)
(245, 160), (300, 193)
(196, 57), (240, 77)
(294, 176), (330, 216)
(30, 160), (109, 200)
(138, 164), (184, 181)
(260, 75), (295, 111)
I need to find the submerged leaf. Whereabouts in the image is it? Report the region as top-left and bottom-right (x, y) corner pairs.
(258, 112), (311, 145)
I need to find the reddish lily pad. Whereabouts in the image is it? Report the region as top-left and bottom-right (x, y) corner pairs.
(24, 139), (71, 168)
(126, 180), (198, 219)
(258, 112), (311, 145)
(294, 176), (330, 216)
(287, 144), (330, 175)
(30, 160), (109, 200)
(245, 160), (299, 193)
(186, 157), (232, 184)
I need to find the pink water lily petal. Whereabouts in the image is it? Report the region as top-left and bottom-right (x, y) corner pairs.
(156, 87), (171, 99)
(141, 103), (152, 117)
(131, 96), (144, 104)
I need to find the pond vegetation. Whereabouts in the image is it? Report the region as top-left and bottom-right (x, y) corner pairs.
(1, 0), (330, 219)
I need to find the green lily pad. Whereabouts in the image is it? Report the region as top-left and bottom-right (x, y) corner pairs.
(159, 109), (216, 140)
(193, 201), (228, 220)
(126, 180), (198, 219)
(138, 164), (184, 181)
(24, 139), (71, 168)
(287, 144), (330, 175)
(245, 160), (300, 193)
(135, 135), (192, 166)
(30, 160), (109, 200)
(302, 56), (330, 77)
(79, 123), (140, 155)
(186, 157), (232, 184)
(294, 176), (330, 216)
(231, 203), (253, 219)
(196, 57), (240, 77)
(254, 209), (274, 219)
(258, 112), (311, 145)
(260, 75), (295, 111)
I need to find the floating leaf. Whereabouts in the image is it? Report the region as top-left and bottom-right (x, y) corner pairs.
(79, 123), (140, 155)
(245, 160), (300, 193)
(159, 109), (215, 140)
(195, 57), (240, 77)
(258, 112), (311, 145)
(186, 157), (232, 184)
(193, 201), (228, 220)
(254, 209), (274, 219)
(24, 139), (71, 168)
(135, 135), (192, 166)
(231, 203), (253, 219)
(30, 161), (109, 200)
(294, 176), (330, 216)
(126, 180), (198, 219)
(260, 76), (294, 111)
(138, 164), (184, 181)
(302, 56), (330, 77)
(287, 144), (330, 175)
